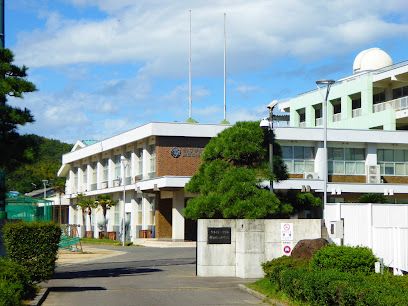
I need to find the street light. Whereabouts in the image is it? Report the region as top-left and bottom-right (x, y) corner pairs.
(315, 79), (335, 213)
(120, 156), (129, 247)
(42, 180), (48, 199)
(260, 100), (279, 193)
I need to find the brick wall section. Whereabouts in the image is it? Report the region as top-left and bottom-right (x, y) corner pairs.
(382, 176), (408, 184)
(156, 136), (211, 177)
(329, 175), (366, 183)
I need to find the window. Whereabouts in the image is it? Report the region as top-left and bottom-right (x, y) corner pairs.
(82, 165), (87, 185)
(137, 198), (142, 225)
(148, 145), (156, 176)
(114, 155), (121, 179)
(282, 146), (315, 174)
(72, 168), (78, 192)
(124, 152), (132, 178)
(392, 86), (408, 99)
(328, 148), (365, 175)
(91, 162), (97, 184)
(136, 148), (143, 176)
(373, 91), (385, 104)
(102, 159), (109, 181)
(378, 149), (408, 176)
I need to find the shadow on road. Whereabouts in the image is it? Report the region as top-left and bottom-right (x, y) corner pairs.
(54, 267), (162, 279)
(49, 286), (107, 292)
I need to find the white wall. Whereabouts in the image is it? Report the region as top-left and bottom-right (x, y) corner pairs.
(325, 203), (408, 274)
(197, 219), (322, 278)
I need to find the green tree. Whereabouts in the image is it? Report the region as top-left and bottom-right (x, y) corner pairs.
(95, 194), (118, 235)
(76, 193), (97, 234)
(0, 49), (37, 171)
(0, 48), (36, 219)
(184, 121), (292, 220)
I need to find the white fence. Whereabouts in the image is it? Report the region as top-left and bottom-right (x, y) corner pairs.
(325, 203), (408, 274)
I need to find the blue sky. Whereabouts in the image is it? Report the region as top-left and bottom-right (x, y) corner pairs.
(7, 0), (408, 143)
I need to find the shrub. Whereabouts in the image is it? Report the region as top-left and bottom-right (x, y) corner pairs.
(310, 245), (377, 274)
(262, 256), (309, 288)
(3, 221), (61, 283)
(0, 258), (32, 299)
(0, 279), (23, 306)
(358, 193), (387, 203)
(278, 268), (408, 306)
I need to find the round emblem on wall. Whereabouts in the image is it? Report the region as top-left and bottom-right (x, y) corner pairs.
(171, 147), (182, 158)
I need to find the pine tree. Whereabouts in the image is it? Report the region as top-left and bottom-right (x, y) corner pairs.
(0, 48), (36, 219)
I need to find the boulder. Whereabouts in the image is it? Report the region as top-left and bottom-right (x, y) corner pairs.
(291, 238), (329, 260)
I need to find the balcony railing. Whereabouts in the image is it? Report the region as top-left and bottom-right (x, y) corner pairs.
(125, 177), (132, 185)
(299, 121), (306, 128)
(333, 113), (342, 122)
(90, 183), (97, 191)
(315, 118), (323, 126)
(373, 96), (408, 113)
(352, 108), (362, 118)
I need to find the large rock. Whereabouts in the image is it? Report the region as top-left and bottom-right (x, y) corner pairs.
(291, 238), (329, 260)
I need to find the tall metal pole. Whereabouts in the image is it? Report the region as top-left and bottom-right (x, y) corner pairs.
(0, 0), (4, 48)
(188, 9), (192, 119)
(223, 12), (227, 122)
(316, 80), (335, 215)
(269, 108), (274, 194)
(121, 157), (126, 247)
(42, 180), (48, 199)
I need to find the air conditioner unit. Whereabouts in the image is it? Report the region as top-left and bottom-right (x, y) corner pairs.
(101, 181), (108, 189)
(366, 165), (380, 184)
(304, 172), (319, 180)
(113, 179), (121, 187)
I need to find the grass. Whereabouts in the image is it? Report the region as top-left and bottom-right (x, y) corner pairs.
(248, 278), (309, 306)
(80, 238), (136, 247)
(80, 238), (120, 245)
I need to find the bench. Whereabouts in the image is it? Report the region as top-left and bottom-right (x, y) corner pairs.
(59, 224), (83, 252)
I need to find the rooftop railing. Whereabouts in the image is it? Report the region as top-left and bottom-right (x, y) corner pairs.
(352, 108), (362, 118)
(373, 96), (408, 113)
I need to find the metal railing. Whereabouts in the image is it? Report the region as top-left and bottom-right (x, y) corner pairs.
(333, 113), (342, 122)
(352, 108), (362, 118)
(90, 183), (97, 191)
(373, 96), (408, 113)
(315, 118), (323, 126)
(299, 121), (306, 128)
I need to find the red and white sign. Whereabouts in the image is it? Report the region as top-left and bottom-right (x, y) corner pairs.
(282, 242), (293, 256)
(281, 223), (293, 241)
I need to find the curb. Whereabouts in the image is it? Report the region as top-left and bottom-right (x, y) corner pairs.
(28, 287), (49, 306)
(237, 284), (287, 306)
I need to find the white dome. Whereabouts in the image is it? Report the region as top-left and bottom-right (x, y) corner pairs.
(353, 48), (393, 74)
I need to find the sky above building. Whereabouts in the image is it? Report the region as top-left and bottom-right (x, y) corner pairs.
(7, 0), (408, 143)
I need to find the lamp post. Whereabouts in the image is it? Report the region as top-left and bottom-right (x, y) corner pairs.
(42, 180), (48, 199)
(260, 100), (279, 193)
(315, 80), (335, 213)
(120, 156), (129, 247)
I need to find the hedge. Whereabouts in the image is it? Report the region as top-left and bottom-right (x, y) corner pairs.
(0, 258), (32, 299)
(262, 253), (408, 306)
(0, 279), (23, 306)
(2, 221), (61, 283)
(310, 245), (377, 274)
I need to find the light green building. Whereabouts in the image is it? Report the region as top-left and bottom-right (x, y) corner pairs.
(280, 48), (408, 131)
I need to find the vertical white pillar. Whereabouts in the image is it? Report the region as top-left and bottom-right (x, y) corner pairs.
(142, 195), (148, 230)
(130, 196), (137, 242)
(172, 190), (185, 240)
(142, 143), (149, 179)
(315, 142), (324, 179)
(96, 161), (102, 189)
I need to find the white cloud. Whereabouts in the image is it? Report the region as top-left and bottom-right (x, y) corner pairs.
(14, 1), (408, 77)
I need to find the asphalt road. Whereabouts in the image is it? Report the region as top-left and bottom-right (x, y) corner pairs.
(43, 245), (266, 306)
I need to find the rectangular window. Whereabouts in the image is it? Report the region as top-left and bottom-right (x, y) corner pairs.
(148, 145), (156, 175)
(378, 148), (408, 176)
(114, 155), (121, 179)
(102, 159), (109, 181)
(136, 148), (143, 176)
(283, 146), (315, 174)
(137, 198), (142, 225)
(91, 162), (97, 184)
(328, 147), (365, 175)
(82, 165), (87, 184)
(125, 152), (132, 178)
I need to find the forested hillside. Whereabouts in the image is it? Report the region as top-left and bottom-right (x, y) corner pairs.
(5, 134), (72, 193)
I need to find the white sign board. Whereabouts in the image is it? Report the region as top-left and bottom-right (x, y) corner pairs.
(281, 222), (293, 241)
(281, 242), (293, 256)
